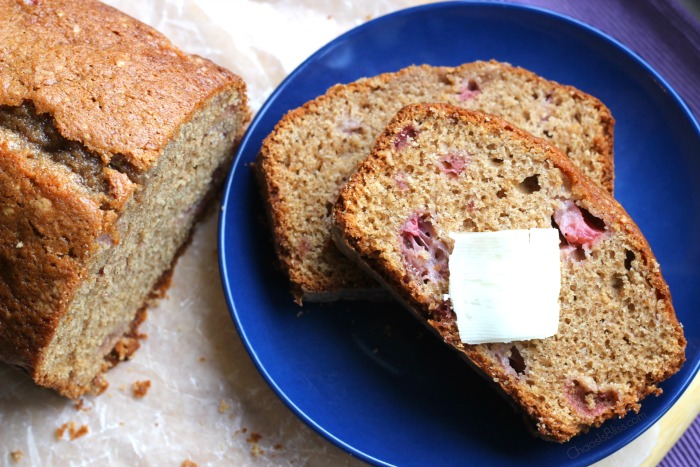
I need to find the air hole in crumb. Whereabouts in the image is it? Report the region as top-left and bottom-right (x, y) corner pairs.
(523, 109), (531, 120)
(571, 247), (586, 262)
(581, 208), (607, 231)
(624, 250), (635, 270)
(489, 158), (503, 166)
(325, 202), (333, 217)
(496, 189), (507, 199)
(467, 79), (479, 91)
(611, 274), (624, 290)
(462, 218), (476, 230)
(508, 346), (526, 375)
(517, 175), (540, 194)
(574, 111), (582, 123)
(549, 94), (563, 106)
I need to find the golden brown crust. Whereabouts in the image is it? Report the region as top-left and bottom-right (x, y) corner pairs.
(257, 60), (615, 303)
(333, 103), (684, 442)
(0, 0), (244, 172)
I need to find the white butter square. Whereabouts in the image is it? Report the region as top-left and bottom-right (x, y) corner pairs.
(448, 228), (561, 344)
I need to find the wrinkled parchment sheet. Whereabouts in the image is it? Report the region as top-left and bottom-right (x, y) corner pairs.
(0, 1), (659, 465)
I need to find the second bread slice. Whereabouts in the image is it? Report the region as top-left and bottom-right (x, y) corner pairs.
(332, 103), (684, 442)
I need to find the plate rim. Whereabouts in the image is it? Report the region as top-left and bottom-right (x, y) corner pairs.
(218, 2), (700, 466)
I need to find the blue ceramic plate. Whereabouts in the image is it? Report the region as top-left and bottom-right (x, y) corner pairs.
(219, 2), (700, 465)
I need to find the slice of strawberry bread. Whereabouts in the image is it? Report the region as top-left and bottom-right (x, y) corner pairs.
(332, 103), (684, 442)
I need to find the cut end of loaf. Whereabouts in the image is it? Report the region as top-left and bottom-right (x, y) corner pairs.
(332, 103), (684, 442)
(29, 88), (247, 398)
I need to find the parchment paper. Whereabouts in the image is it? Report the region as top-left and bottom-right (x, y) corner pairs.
(0, 1), (660, 465)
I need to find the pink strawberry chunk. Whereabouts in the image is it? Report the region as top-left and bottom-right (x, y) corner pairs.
(553, 200), (606, 248)
(438, 152), (469, 178)
(458, 79), (481, 101)
(565, 380), (618, 417)
(400, 212), (449, 284)
(394, 124), (419, 150)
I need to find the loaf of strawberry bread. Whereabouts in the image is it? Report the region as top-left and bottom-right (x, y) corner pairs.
(0, 0), (249, 398)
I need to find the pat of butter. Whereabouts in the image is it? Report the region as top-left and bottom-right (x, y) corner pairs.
(448, 228), (561, 344)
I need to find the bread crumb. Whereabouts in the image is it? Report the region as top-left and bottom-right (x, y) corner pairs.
(247, 433), (264, 458)
(250, 444), (264, 458)
(218, 400), (230, 414)
(55, 423), (68, 440)
(113, 336), (139, 361)
(246, 432), (262, 443)
(71, 424), (89, 440)
(10, 451), (23, 463)
(56, 421), (89, 441)
(181, 460), (198, 467)
(132, 380), (151, 398)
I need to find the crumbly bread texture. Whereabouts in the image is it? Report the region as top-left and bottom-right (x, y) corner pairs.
(0, 0), (249, 398)
(332, 104), (684, 442)
(256, 60), (615, 303)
